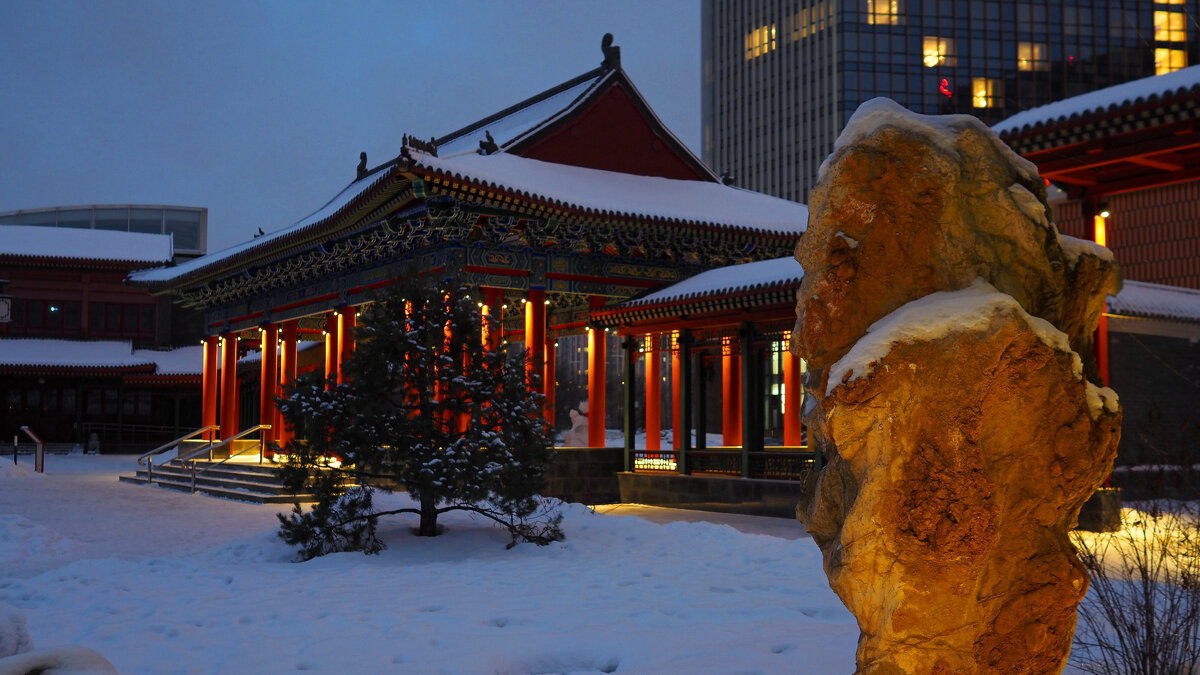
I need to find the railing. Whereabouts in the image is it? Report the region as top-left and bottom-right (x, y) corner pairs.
(137, 426), (219, 485)
(177, 425), (272, 493)
(634, 446), (813, 481)
(20, 426), (45, 473)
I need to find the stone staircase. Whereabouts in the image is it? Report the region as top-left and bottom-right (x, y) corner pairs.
(118, 459), (320, 504)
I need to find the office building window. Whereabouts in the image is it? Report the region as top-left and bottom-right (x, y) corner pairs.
(1018, 42), (1049, 71)
(866, 0), (901, 26)
(745, 25), (776, 60)
(923, 36), (955, 67)
(972, 77), (1000, 108)
(1156, 48), (1187, 74)
(1155, 10), (1187, 42)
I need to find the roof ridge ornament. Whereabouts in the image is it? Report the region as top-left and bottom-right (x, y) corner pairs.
(401, 134), (439, 158)
(479, 130), (499, 155)
(356, 152), (368, 180)
(601, 33), (620, 70)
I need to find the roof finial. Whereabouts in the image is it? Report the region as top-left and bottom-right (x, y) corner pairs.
(357, 151), (368, 180)
(601, 33), (620, 70)
(479, 130), (499, 155)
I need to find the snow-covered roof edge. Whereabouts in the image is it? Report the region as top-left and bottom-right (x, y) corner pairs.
(2, 226), (174, 265)
(993, 65), (1200, 136)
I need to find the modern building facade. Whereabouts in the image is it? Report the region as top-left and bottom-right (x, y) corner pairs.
(0, 205), (207, 258)
(702, 0), (1198, 203)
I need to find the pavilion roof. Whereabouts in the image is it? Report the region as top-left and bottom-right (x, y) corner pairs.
(993, 65), (1200, 138)
(1107, 280), (1200, 324)
(0, 339), (270, 374)
(2, 226), (173, 266)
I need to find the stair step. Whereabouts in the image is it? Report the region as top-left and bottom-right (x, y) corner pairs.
(119, 459), (349, 504)
(118, 475), (316, 504)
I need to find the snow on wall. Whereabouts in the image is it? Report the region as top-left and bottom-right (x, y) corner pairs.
(825, 279), (1083, 396)
(993, 65), (1200, 136)
(818, 97), (1040, 185)
(2, 226), (173, 264)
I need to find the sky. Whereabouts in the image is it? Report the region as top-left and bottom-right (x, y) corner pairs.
(0, 1), (702, 254)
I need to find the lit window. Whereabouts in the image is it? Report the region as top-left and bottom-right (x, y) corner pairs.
(1017, 42), (1049, 71)
(1156, 48), (1187, 74)
(1155, 10), (1187, 42)
(922, 36), (955, 67)
(744, 24), (776, 60)
(866, 0), (902, 25)
(972, 78), (1000, 108)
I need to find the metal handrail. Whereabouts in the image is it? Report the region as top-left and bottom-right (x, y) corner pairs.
(138, 425), (218, 485)
(177, 425), (272, 493)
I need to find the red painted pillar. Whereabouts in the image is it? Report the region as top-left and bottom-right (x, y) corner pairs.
(783, 338), (803, 446)
(671, 330), (683, 450)
(324, 311), (339, 388)
(220, 333), (239, 440)
(278, 320), (298, 447)
(644, 334), (661, 451)
(544, 336), (556, 425)
(587, 295), (607, 447)
(338, 309), (356, 384)
(201, 335), (219, 441)
(260, 323), (278, 448)
(723, 339), (742, 446)
(525, 289), (546, 392)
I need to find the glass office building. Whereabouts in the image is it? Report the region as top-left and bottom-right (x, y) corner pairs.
(0, 205), (207, 257)
(702, 0), (1198, 203)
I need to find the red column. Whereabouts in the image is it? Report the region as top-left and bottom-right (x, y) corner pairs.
(672, 331), (682, 450)
(278, 320), (298, 447)
(324, 311), (339, 388)
(644, 334), (661, 451)
(544, 336), (556, 425)
(201, 335), (219, 441)
(588, 325), (607, 448)
(723, 339), (742, 446)
(338, 309), (356, 384)
(525, 289), (546, 391)
(260, 323), (278, 448)
(220, 333), (240, 440)
(783, 338), (803, 446)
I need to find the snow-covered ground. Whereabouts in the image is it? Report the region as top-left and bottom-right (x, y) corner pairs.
(0, 454), (857, 674)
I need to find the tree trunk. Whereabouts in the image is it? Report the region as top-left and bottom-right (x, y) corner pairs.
(417, 494), (439, 536)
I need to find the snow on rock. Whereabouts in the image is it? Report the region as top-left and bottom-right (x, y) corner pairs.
(826, 278), (1083, 396)
(0, 646), (118, 674)
(1007, 183), (1050, 229)
(1085, 383), (1121, 421)
(0, 601), (33, 658)
(819, 97), (1039, 184)
(1058, 233), (1115, 264)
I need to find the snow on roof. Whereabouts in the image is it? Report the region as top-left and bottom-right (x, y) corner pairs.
(415, 151), (808, 235)
(0, 340), (287, 372)
(436, 70), (607, 157)
(821, 97), (1039, 184)
(2, 226), (173, 264)
(1108, 279), (1200, 323)
(993, 65), (1200, 136)
(624, 256), (803, 307)
(129, 167), (395, 284)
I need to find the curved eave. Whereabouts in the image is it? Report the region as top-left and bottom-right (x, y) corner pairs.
(133, 163), (409, 293)
(592, 280), (800, 328)
(997, 84), (1200, 151)
(0, 363), (157, 377)
(0, 255), (169, 271)
(415, 165), (801, 240)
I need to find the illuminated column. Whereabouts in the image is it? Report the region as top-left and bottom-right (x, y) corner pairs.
(220, 333), (240, 440)
(544, 336), (556, 425)
(739, 322), (756, 477)
(201, 335), (219, 441)
(722, 338), (741, 446)
(586, 295), (607, 447)
(671, 331), (682, 451)
(1093, 210), (1111, 385)
(278, 319), (298, 447)
(525, 289), (546, 392)
(481, 287), (504, 351)
(644, 334), (661, 451)
(783, 335), (804, 446)
(324, 311), (339, 388)
(259, 323), (278, 448)
(338, 309), (356, 384)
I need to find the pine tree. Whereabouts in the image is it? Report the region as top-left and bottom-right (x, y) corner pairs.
(275, 279), (561, 560)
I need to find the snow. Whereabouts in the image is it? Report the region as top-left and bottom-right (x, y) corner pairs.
(826, 279), (1083, 396)
(0, 454), (861, 674)
(820, 97), (1039, 184)
(0, 340), (267, 373)
(1058, 233), (1115, 263)
(1107, 279), (1200, 324)
(625, 256), (803, 307)
(1085, 382), (1121, 421)
(993, 65), (1200, 136)
(414, 151), (808, 236)
(1, 226), (173, 264)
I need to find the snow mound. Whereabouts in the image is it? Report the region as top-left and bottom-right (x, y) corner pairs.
(0, 515), (81, 566)
(0, 601), (33, 658)
(0, 645), (118, 674)
(827, 279), (1082, 395)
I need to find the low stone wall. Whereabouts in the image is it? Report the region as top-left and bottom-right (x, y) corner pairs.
(543, 447), (625, 504)
(617, 472), (806, 518)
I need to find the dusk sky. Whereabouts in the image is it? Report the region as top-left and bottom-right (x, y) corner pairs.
(0, 1), (701, 253)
